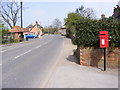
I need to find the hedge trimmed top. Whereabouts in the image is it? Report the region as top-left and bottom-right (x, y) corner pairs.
(65, 11), (120, 48)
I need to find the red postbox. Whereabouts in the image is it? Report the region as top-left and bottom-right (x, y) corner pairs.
(99, 31), (109, 48)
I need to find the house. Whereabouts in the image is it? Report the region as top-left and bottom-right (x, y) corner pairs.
(9, 21), (43, 41)
(112, 5), (120, 21)
(26, 21), (43, 38)
(9, 26), (26, 41)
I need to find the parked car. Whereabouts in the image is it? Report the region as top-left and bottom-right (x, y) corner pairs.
(41, 33), (45, 36)
(24, 34), (37, 38)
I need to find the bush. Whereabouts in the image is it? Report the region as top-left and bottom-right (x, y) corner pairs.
(10, 39), (19, 43)
(65, 14), (120, 48)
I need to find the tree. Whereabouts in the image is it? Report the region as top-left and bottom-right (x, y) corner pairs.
(64, 5), (96, 39)
(0, 20), (8, 36)
(64, 13), (81, 38)
(0, 1), (21, 29)
(76, 5), (85, 16)
(84, 8), (96, 19)
(52, 18), (62, 28)
(65, 5), (120, 48)
(0, 20), (9, 43)
(72, 16), (120, 47)
(76, 5), (96, 19)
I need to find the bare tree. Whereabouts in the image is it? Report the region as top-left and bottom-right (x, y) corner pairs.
(0, 1), (21, 29)
(76, 5), (85, 16)
(84, 8), (96, 19)
(52, 18), (62, 28)
(76, 5), (96, 19)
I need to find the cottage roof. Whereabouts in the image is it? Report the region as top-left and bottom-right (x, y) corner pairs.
(26, 22), (43, 29)
(23, 28), (31, 32)
(26, 24), (34, 28)
(9, 26), (23, 32)
(9, 26), (30, 33)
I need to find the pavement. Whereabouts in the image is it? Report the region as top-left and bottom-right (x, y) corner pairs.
(46, 38), (118, 88)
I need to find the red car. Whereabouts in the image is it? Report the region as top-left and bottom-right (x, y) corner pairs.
(41, 33), (45, 36)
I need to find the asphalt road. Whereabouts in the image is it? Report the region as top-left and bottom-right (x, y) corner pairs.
(2, 35), (65, 88)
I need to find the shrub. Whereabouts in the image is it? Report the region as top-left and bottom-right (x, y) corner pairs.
(65, 14), (120, 48)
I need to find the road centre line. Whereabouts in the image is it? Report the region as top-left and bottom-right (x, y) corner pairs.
(14, 54), (24, 59)
(1, 41), (37, 53)
(14, 50), (32, 59)
(0, 50), (7, 53)
(35, 45), (42, 49)
(1, 35), (52, 53)
(14, 37), (53, 59)
(23, 50), (31, 54)
(35, 37), (53, 49)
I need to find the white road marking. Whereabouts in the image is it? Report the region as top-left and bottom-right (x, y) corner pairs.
(23, 50), (31, 54)
(14, 54), (23, 59)
(0, 50), (7, 53)
(34, 38), (53, 49)
(35, 45), (42, 49)
(14, 50), (32, 59)
(13, 37), (53, 59)
(2, 36), (53, 53)
(35, 47), (39, 49)
(1, 41), (37, 53)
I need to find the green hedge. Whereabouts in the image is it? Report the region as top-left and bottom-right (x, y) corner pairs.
(65, 13), (120, 48)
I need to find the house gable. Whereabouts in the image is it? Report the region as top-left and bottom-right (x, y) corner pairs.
(30, 24), (38, 35)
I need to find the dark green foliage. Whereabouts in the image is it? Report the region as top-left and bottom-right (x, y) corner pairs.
(75, 18), (100, 47)
(64, 13), (81, 38)
(0, 21), (9, 44)
(99, 17), (120, 47)
(65, 13), (120, 48)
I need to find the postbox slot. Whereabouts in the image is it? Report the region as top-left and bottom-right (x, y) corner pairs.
(100, 34), (106, 35)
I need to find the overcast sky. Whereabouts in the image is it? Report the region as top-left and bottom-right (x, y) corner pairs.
(19, 0), (120, 27)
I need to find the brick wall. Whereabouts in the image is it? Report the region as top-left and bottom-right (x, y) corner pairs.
(77, 47), (120, 69)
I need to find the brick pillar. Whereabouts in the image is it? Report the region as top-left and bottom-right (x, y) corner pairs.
(80, 48), (85, 65)
(14, 33), (18, 40)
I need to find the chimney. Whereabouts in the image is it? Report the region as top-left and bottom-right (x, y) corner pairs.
(101, 14), (105, 19)
(36, 21), (38, 25)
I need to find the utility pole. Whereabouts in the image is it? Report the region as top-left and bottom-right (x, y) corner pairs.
(20, 1), (23, 28)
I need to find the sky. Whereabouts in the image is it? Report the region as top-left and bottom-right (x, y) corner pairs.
(18, 0), (120, 28)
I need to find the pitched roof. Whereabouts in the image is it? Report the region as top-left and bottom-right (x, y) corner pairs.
(9, 26), (23, 32)
(9, 26), (30, 33)
(23, 28), (31, 32)
(26, 24), (34, 28)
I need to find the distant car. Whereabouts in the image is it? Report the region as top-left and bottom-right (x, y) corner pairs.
(25, 34), (37, 38)
(41, 33), (45, 36)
